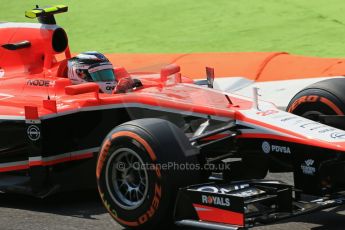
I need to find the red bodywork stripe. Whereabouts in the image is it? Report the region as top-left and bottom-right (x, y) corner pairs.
(0, 165), (29, 173)
(29, 157), (70, 167)
(193, 204), (244, 227)
(71, 152), (94, 161)
(29, 152), (93, 167)
(202, 134), (230, 141)
(0, 152), (93, 172)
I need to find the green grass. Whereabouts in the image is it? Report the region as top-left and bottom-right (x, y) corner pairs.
(2, 0), (345, 57)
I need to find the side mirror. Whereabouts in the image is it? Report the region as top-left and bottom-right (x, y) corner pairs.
(160, 64), (181, 84)
(65, 83), (99, 99)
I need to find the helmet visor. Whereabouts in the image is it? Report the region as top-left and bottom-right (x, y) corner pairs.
(88, 64), (115, 82)
(90, 69), (115, 82)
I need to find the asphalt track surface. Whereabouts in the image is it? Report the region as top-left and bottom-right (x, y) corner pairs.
(0, 173), (344, 230)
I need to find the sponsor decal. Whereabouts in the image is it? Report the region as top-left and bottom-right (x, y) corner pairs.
(197, 186), (231, 194)
(289, 95), (344, 115)
(138, 184), (161, 224)
(288, 95), (319, 112)
(231, 188), (265, 198)
(330, 132), (345, 139)
(196, 184), (249, 194)
(300, 122), (321, 128)
(0, 68), (4, 78)
(318, 128), (336, 133)
(201, 195), (231, 207)
(301, 159), (316, 176)
(262, 141), (270, 154)
(27, 125), (40, 141)
(261, 141), (291, 154)
(280, 116), (299, 122)
(27, 79), (55, 87)
(256, 110), (279, 116)
(316, 197), (345, 205)
(96, 139), (111, 178)
(106, 85), (115, 91)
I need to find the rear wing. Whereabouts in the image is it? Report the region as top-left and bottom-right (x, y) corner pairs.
(25, 5), (68, 24)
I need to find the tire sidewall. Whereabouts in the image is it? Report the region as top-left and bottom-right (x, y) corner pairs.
(287, 88), (345, 116)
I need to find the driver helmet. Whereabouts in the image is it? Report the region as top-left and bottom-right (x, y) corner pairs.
(67, 51), (116, 93)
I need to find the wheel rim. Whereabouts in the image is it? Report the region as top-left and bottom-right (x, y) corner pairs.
(105, 147), (149, 210)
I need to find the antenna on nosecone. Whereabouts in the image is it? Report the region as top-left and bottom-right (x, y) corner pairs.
(252, 87), (261, 110)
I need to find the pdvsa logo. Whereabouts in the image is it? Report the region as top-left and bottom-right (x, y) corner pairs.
(262, 141), (271, 154)
(201, 195), (230, 207)
(261, 141), (291, 154)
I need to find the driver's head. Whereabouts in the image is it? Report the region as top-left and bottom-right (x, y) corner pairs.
(67, 51), (116, 93)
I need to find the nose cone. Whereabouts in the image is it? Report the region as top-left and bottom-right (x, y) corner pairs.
(236, 108), (345, 152)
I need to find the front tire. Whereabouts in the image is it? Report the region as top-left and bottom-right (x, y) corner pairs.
(96, 118), (201, 229)
(287, 78), (345, 121)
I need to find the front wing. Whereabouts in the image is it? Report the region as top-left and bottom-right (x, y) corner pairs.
(174, 180), (345, 229)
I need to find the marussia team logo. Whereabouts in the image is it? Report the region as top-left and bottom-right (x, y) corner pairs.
(201, 195), (231, 207)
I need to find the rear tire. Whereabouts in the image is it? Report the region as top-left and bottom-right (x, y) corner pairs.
(287, 78), (345, 120)
(96, 118), (201, 229)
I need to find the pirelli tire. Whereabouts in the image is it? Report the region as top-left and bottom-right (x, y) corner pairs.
(287, 78), (345, 120)
(96, 118), (201, 229)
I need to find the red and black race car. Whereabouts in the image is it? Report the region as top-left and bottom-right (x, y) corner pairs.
(2, 5), (345, 230)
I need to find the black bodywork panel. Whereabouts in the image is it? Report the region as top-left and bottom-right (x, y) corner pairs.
(0, 106), (208, 195)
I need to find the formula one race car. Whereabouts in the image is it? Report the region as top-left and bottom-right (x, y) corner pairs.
(2, 5), (345, 230)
